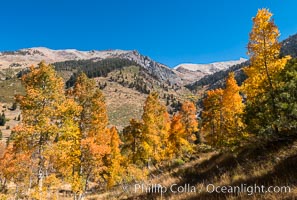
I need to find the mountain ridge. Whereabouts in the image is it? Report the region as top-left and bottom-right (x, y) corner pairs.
(0, 47), (181, 84)
(0, 47), (247, 86)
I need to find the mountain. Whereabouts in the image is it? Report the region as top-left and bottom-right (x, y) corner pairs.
(0, 47), (252, 87)
(0, 48), (193, 132)
(281, 33), (297, 58)
(187, 33), (297, 91)
(173, 58), (247, 84)
(0, 47), (181, 84)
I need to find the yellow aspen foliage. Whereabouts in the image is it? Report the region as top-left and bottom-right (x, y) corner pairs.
(122, 119), (149, 181)
(71, 73), (109, 140)
(167, 113), (186, 158)
(106, 126), (123, 188)
(243, 9), (291, 134)
(141, 92), (170, 166)
(89, 89), (109, 140)
(45, 98), (83, 195)
(0, 147), (32, 197)
(13, 62), (66, 196)
(202, 73), (245, 149)
(167, 101), (198, 159)
(243, 8), (290, 101)
(201, 89), (224, 147)
(122, 119), (144, 165)
(180, 101), (198, 144)
(69, 72), (110, 196)
(222, 73), (246, 147)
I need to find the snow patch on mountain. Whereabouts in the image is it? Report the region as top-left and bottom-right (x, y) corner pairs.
(173, 58), (247, 84)
(174, 58), (247, 73)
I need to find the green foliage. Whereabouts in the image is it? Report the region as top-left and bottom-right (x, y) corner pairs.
(274, 58), (297, 132)
(172, 158), (185, 167)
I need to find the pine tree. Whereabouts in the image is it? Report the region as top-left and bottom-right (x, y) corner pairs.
(274, 59), (297, 132)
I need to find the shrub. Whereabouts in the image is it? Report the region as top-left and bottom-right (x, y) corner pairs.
(0, 113), (6, 126)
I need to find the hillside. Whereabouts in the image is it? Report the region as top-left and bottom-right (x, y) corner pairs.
(0, 50), (196, 145)
(115, 135), (297, 200)
(281, 33), (297, 58)
(0, 61), (194, 145)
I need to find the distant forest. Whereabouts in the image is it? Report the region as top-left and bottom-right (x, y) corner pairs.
(53, 58), (141, 87)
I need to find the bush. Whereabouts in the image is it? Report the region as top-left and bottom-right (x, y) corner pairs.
(0, 113), (6, 126)
(11, 102), (17, 110)
(172, 159), (185, 168)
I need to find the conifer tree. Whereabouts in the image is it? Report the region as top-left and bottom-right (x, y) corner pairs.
(274, 59), (297, 132)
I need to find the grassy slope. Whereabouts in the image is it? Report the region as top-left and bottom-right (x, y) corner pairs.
(117, 136), (297, 200)
(6, 135), (296, 200)
(93, 65), (193, 130)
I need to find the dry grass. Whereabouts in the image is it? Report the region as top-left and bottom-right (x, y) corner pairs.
(46, 136), (297, 200)
(112, 136), (297, 200)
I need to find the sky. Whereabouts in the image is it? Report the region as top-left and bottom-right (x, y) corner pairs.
(1, 0), (297, 67)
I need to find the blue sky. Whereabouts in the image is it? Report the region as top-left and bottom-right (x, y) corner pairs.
(1, 0), (297, 67)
